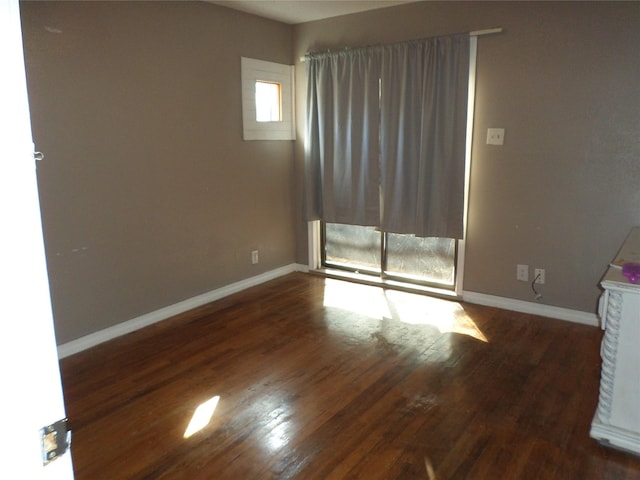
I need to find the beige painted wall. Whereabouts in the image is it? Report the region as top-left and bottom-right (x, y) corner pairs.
(293, 1), (640, 313)
(20, 0), (640, 344)
(21, 1), (296, 344)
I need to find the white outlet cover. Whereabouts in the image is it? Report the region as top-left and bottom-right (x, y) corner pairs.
(517, 264), (529, 281)
(487, 128), (505, 145)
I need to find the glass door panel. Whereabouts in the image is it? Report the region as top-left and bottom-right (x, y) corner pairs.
(385, 234), (455, 286)
(323, 222), (456, 289)
(324, 223), (381, 273)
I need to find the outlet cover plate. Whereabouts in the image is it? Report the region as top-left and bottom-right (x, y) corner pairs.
(517, 264), (529, 282)
(487, 128), (505, 145)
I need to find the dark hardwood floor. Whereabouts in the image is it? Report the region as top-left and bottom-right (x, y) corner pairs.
(60, 273), (640, 479)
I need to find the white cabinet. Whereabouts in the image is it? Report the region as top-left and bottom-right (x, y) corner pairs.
(590, 227), (640, 455)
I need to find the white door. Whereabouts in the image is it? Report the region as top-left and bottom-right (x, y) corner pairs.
(0, 0), (74, 478)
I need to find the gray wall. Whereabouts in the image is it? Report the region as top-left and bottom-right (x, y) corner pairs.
(21, 1), (296, 344)
(293, 1), (640, 313)
(21, 1), (640, 345)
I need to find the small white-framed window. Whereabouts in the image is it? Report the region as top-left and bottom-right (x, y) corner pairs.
(241, 57), (295, 141)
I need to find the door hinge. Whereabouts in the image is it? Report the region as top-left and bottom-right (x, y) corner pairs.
(41, 418), (71, 465)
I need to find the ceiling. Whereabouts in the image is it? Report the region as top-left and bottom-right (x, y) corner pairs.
(208, 1), (417, 25)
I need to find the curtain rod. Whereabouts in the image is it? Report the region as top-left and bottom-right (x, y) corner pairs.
(299, 27), (503, 62)
(470, 27), (503, 36)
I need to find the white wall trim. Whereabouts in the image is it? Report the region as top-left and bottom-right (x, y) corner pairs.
(57, 264), (299, 359)
(241, 57), (295, 141)
(295, 263), (310, 273)
(58, 269), (599, 359)
(462, 291), (599, 327)
(307, 220), (321, 270)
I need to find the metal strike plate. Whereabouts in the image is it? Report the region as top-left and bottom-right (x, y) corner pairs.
(41, 418), (71, 465)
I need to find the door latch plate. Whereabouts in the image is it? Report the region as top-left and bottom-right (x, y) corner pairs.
(41, 418), (71, 465)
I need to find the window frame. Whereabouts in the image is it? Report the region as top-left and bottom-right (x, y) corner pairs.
(241, 57), (295, 141)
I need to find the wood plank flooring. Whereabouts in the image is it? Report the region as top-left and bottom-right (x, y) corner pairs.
(60, 273), (640, 479)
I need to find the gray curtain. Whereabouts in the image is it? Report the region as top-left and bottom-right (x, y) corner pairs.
(380, 35), (469, 238)
(305, 35), (469, 239)
(304, 49), (381, 226)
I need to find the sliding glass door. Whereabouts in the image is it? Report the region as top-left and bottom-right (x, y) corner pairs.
(323, 223), (456, 288)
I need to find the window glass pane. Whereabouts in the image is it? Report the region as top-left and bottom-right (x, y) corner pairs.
(385, 234), (455, 285)
(255, 81), (281, 122)
(325, 223), (381, 273)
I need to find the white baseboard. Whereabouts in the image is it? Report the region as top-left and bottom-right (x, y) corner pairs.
(57, 264), (299, 359)
(58, 269), (599, 359)
(462, 291), (599, 327)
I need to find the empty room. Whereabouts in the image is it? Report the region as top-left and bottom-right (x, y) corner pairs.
(4, 0), (640, 478)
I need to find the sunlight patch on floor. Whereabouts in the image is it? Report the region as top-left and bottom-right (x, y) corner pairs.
(323, 279), (393, 319)
(184, 395), (220, 438)
(322, 279), (487, 343)
(385, 289), (487, 342)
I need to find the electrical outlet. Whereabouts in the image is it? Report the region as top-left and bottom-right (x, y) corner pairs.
(534, 268), (545, 284)
(486, 128), (505, 145)
(517, 264), (529, 282)
(251, 250), (259, 265)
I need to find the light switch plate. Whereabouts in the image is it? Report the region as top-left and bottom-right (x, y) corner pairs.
(487, 128), (505, 145)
